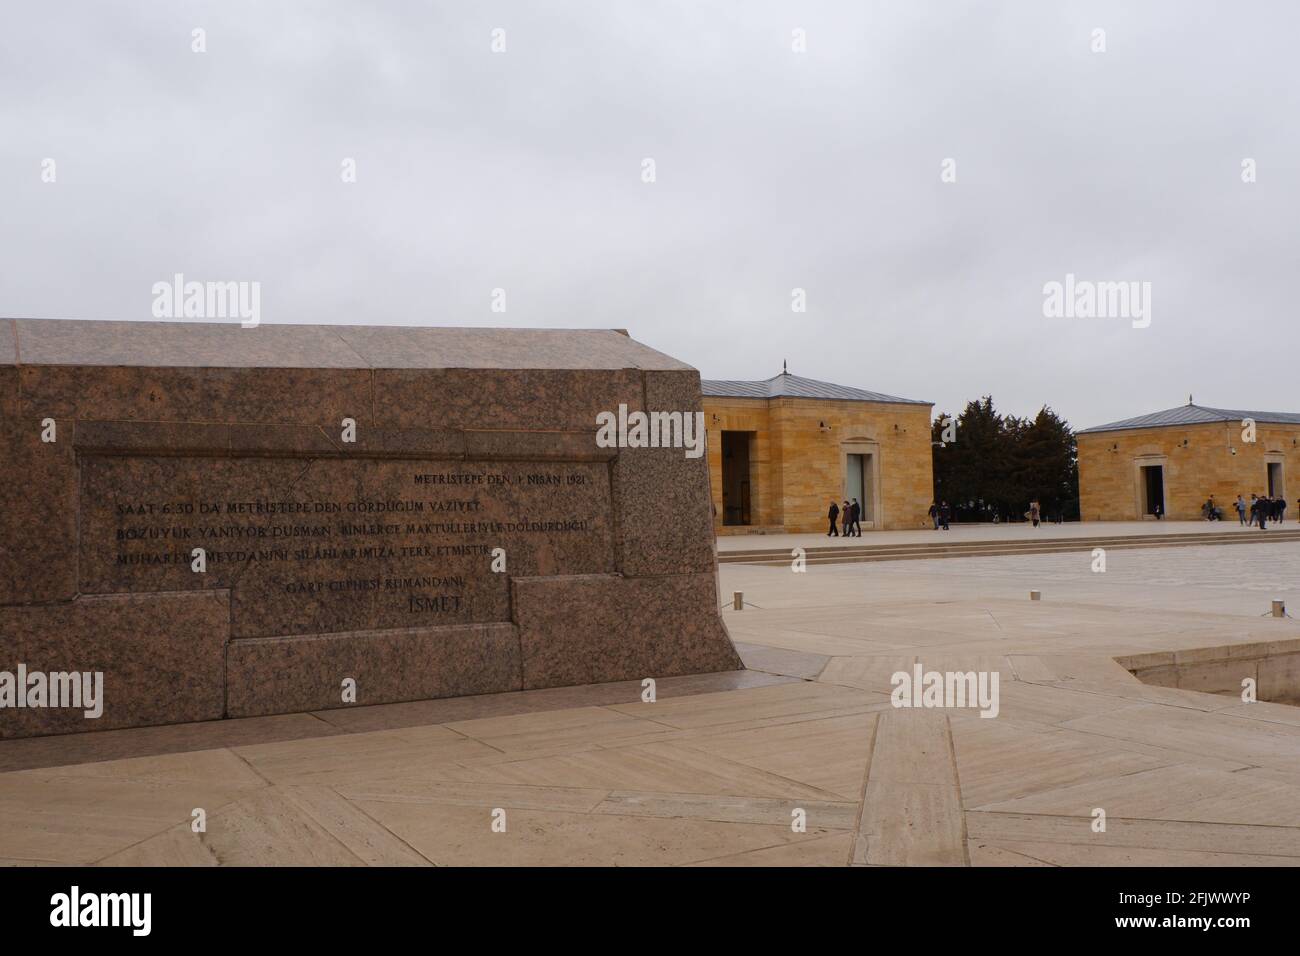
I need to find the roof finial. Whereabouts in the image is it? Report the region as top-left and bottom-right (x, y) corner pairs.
(1188, 393), (1193, 406)
(783, 359), (788, 376)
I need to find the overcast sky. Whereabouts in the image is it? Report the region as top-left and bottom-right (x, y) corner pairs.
(3, 1), (1296, 429)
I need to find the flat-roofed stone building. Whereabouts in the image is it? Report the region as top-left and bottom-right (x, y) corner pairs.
(701, 370), (933, 533)
(1077, 402), (1300, 521)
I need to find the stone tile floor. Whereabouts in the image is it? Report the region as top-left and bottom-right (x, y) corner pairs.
(4, 541), (1300, 866)
(715, 518), (1280, 551)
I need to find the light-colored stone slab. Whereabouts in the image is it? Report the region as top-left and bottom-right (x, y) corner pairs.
(967, 811), (1300, 858)
(972, 839), (1300, 867)
(95, 823), (218, 867)
(950, 718), (1168, 809)
(353, 800), (818, 867)
(685, 832), (855, 866)
(974, 763), (1300, 826)
(1060, 702), (1300, 768)
(855, 710), (967, 866)
(280, 785), (432, 866)
(440, 741), (843, 801)
(678, 712), (878, 800)
(337, 779), (609, 814)
(197, 788), (366, 866)
(0, 770), (249, 864)
(605, 681), (884, 730)
(593, 791), (858, 829)
(444, 706), (668, 755)
(232, 725), (500, 786)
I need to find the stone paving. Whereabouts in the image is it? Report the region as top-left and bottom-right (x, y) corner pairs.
(3, 540), (1300, 866)
(732, 542), (1300, 616)
(716, 519), (1279, 551)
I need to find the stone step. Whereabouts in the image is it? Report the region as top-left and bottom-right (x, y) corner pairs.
(720, 529), (1300, 566)
(720, 528), (1300, 558)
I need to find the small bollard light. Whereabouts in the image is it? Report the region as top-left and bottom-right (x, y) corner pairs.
(1029, 590), (1041, 601)
(1273, 599), (1286, 618)
(733, 591), (744, 611)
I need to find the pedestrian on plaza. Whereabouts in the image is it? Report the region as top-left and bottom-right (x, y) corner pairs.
(1236, 495), (1247, 525)
(939, 500), (951, 531)
(827, 499), (840, 537)
(850, 498), (863, 536)
(842, 500), (852, 536)
(928, 502), (939, 530)
(1029, 500), (1041, 528)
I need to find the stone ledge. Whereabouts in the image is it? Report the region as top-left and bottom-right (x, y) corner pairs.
(225, 622), (522, 718)
(512, 572), (741, 689)
(0, 592), (228, 739)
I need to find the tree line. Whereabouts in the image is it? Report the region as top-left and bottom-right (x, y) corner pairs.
(930, 396), (1080, 523)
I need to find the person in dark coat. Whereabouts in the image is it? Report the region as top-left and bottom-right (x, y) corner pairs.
(827, 500), (840, 536)
(841, 500), (852, 536)
(850, 498), (862, 536)
(939, 500), (951, 531)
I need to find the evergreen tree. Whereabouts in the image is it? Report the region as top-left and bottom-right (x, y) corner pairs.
(931, 397), (1078, 522)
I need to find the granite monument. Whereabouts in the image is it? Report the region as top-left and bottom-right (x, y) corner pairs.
(0, 319), (740, 738)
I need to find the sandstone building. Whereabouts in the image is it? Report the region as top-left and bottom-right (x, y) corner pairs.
(1077, 402), (1300, 521)
(701, 370), (934, 533)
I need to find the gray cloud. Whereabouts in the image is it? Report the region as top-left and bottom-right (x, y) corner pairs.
(3, 0), (1296, 429)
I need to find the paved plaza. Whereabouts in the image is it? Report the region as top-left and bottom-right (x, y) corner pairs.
(729, 539), (1300, 617)
(716, 519), (1286, 552)
(4, 539), (1300, 866)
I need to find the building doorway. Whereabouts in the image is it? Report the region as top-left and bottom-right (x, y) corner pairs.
(1268, 460), (1284, 498)
(846, 453), (875, 524)
(1140, 464), (1165, 517)
(721, 431), (754, 526)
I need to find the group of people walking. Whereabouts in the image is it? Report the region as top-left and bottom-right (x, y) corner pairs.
(822, 493), (1295, 535)
(1230, 494), (1290, 528)
(826, 498), (864, 536)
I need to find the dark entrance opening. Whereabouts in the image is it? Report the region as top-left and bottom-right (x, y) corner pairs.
(1141, 464), (1165, 517)
(845, 453), (875, 525)
(1268, 461), (1283, 497)
(721, 431), (754, 526)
